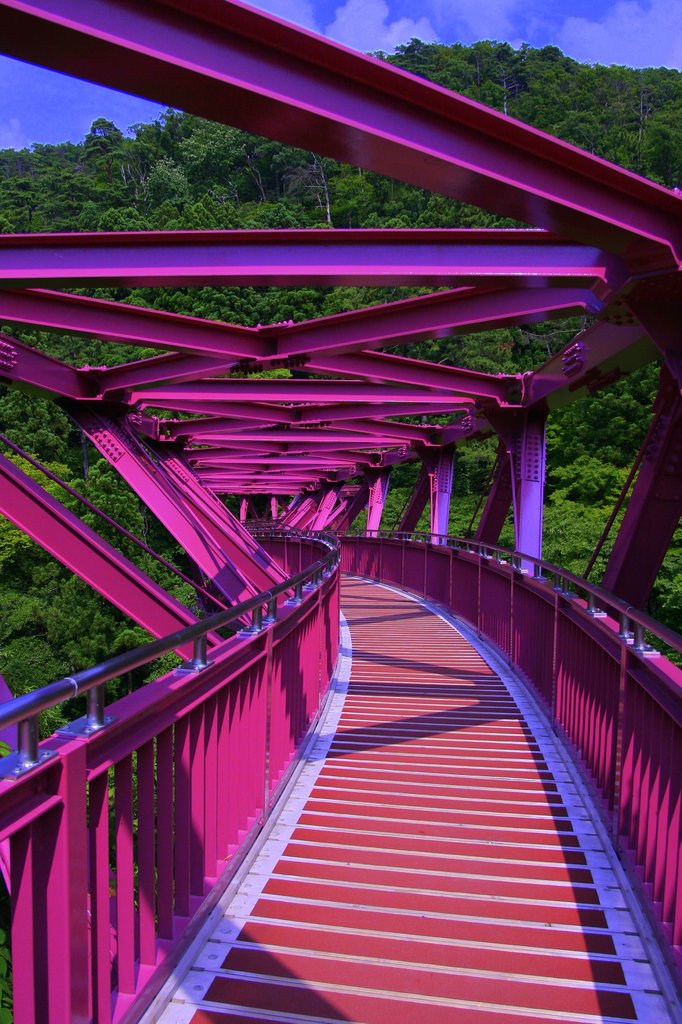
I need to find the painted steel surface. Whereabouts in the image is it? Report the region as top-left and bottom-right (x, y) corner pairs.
(342, 537), (682, 979)
(157, 579), (675, 1023)
(0, 557), (340, 1023)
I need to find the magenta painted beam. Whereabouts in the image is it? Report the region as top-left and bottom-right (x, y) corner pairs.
(366, 469), (391, 536)
(334, 481), (371, 531)
(274, 286), (603, 359)
(430, 448), (455, 543)
(307, 349), (519, 404)
(514, 409), (547, 562)
(311, 486), (343, 530)
(601, 371), (682, 607)
(0, 333), (91, 399)
(528, 320), (655, 409)
(154, 449), (290, 590)
(74, 409), (264, 606)
(0, 287), (266, 361)
(397, 465), (431, 534)
(0, 450), (203, 651)
(284, 492), (323, 529)
(474, 447), (513, 544)
(130, 379), (469, 405)
(168, 422), (431, 444)
(1, 1), (680, 263)
(191, 454), (375, 469)
(186, 442), (400, 459)
(0, 230), (621, 289)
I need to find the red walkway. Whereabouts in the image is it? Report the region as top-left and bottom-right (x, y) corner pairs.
(158, 579), (674, 1024)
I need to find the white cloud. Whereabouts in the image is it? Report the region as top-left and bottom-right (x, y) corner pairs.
(326, 0), (438, 53)
(0, 117), (29, 150)
(557, 0), (682, 69)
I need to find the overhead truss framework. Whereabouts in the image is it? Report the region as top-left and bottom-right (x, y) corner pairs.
(0, 0), (680, 606)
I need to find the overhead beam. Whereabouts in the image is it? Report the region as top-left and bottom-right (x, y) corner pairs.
(0, 1), (679, 262)
(308, 349), (519, 404)
(601, 372), (682, 607)
(274, 287), (603, 359)
(0, 287), (266, 362)
(0, 230), (619, 289)
(0, 449), (202, 652)
(73, 410), (270, 605)
(0, 333), (91, 399)
(129, 379), (471, 405)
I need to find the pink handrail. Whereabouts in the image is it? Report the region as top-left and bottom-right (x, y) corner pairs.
(0, 530), (340, 1024)
(341, 533), (682, 977)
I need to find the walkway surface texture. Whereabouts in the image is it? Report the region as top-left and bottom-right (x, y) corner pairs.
(157, 578), (677, 1024)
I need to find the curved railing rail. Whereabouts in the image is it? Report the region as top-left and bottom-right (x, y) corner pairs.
(353, 528), (682, 656)
(0, 530), (339, 779)
(0, 529), (341, 1024)
(340, 530), (682, 975)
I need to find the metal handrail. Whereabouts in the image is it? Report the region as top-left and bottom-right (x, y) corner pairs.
(0, 529), (340, 778)
(343, 528), (682, 658)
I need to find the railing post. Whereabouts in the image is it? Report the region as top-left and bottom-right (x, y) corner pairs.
(550, 590), (560, 722)
(509, 558), (515, 661)
(401, 537), (405, 591)
(263, 624), (274, 816)
(611, 641), (629, 845)
(86, 685), (106, 732)
(423, 540), (428, 597)
(476, 550), (482, 635)
(17, 717), (39, 771)
(179, 633), (211, 672)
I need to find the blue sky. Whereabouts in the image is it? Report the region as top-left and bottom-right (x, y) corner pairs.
(1, 0), (681, 149)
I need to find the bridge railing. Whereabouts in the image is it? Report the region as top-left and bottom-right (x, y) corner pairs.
(341, 530), (682, 973)
(0, 530), (340, 1024)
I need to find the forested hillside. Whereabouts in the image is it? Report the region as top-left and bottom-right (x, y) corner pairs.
(0, 38), (681, 715)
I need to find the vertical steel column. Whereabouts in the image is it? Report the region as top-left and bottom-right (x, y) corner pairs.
(239, 497), (248, 523)
(430, 447), (454, 543)
(513, 409), (547, 565)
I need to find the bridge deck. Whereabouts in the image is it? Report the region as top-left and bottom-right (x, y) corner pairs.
(158, 579), (674, 1024)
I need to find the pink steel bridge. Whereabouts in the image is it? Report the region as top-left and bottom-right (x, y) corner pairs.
(0, 1), (681, 1021)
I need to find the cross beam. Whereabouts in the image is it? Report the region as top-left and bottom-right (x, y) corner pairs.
(0, 0), (679, 263)
(0, 230), (619, 289)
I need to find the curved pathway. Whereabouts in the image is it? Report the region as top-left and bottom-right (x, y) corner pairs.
(157, 578), (677, 1024)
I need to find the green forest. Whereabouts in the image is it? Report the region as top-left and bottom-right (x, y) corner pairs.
(1, 37), (681, 724)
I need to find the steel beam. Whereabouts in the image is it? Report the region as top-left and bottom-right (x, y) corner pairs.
(74, 410), (287, 600)
(0, 1), (679, 262)
(0, 230), (618, 289)
(154, 449), (290, 590)
(275, 287), (603, 359)
(311, 485), (343, 530)
(396, 465), (431, 534)
(130, 379), (467, 405)
(430, 448), (455, 543)
(511, 409), (547, 563)
(0, 450), (202, 651)
(335, 482), (371, 532)
(0, 333), (91, 399)
(474, 445), (513, 544)
(366, 469), (391, 537)
(308, 349), (519, 404)
(601, 372), (682, 607)
(0, 287), (265, 361)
